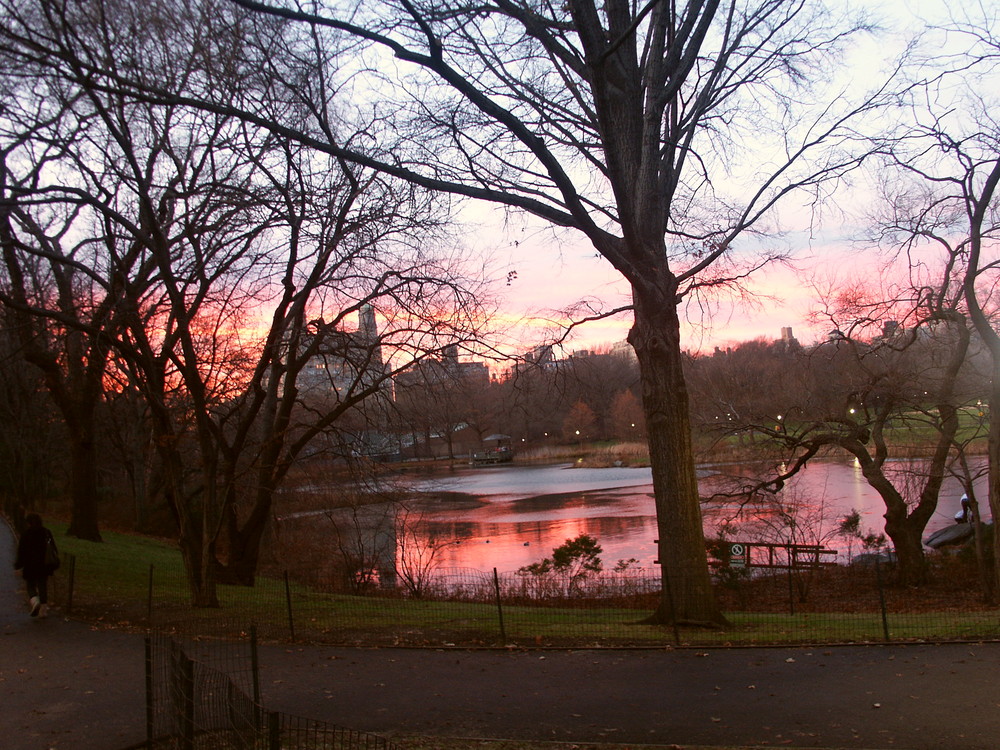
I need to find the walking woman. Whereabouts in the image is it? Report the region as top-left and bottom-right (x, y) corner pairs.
(14, 513), (58, 617)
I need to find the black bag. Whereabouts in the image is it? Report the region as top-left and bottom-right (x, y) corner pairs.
(44, 534), (60, 571)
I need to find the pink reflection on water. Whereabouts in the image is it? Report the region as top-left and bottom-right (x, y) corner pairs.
(402, 459), (990, 573)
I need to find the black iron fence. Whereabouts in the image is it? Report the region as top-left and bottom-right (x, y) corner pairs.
(55, 550), (1000, 648)
(145, 630), (398, 750)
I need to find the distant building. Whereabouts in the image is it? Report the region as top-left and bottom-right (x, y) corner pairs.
(876, 320), (905, 342)
(610, 339), (637, 360)
(278, 305), (397, 460)
(394, 344), (490, 390)
(297, 304), (387, 397)
(776, 326), (800, 351)
(525, 344), (556, 366)
(442, 345), (491, 386)
(504, 339), (636, 380)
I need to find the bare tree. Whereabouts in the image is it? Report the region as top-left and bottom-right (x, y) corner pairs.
(0, 0), (895, 624)
(838, 12), (1000, 589)
(0, 97), (99, 539)
(239, 0), (894, 627)
(0, 0), (491, 606)
(393, 347), (494, 460)
(610, 388), (645, 441)
(495, 357), (566, 444)
(688, 338), (797, 442)
(711, 282), (976, 586)
(394, 504), (460, 598)
(555, 350), (640, 440)
(98, 376), (162, 533)
(0, 318), (63, 517)
(562, 400), (597, 443)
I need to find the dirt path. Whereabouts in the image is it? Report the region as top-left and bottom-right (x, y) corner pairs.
(4, 521), (1000, 750)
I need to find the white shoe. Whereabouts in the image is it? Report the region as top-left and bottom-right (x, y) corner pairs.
(29, 596), (40, 617)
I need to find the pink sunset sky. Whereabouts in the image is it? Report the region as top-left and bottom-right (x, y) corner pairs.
(469, 207), (867, 358)
(453, 0), (968, 360)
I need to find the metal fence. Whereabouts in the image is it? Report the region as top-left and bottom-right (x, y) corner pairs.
(146, 631), (398, 750)
(53, 552), (997, 648)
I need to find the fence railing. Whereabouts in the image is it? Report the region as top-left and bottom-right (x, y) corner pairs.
(146, 630), (398, 750)
(55, 552), (1000, 648)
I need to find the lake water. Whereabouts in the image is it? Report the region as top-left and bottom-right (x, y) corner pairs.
(399, 459), (990, 573)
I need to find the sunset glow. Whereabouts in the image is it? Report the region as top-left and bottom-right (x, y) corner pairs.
(489, 229), (849, 356)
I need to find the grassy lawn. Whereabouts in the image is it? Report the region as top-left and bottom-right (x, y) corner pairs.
(48, 522), (1000, 648)
(702, 408), (988, 458)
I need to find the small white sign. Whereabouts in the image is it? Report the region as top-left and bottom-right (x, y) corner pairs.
(730, 543), (747, 567)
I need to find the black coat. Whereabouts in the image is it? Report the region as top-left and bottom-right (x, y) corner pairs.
(15, 526), (57, 578)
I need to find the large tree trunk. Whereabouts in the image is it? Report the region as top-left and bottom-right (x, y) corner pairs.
(629, 288), (726, 627)
(849, 316), (965, 589)
(856, 453), (931, 586)
(180, 507), (218, 608)
(156, 429), (219, 607)
(37, 383), (105, 541)
(216, 494), (272, 586)
(176, 525), (219, 608)
(65, 430), (103, 541)
(11, 323), (108, 541)
(882, 510), (928, 586)
(989, 373), (1000, 595)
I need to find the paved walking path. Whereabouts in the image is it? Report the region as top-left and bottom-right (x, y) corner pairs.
(4, 521), (1000, 750)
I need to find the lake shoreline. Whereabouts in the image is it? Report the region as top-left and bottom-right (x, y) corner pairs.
(390, 456), (989, 572)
